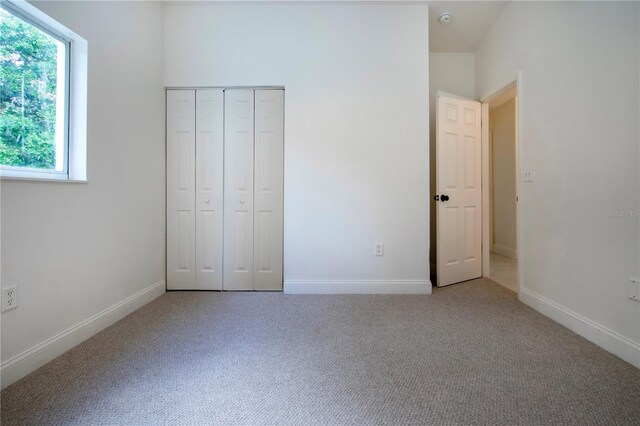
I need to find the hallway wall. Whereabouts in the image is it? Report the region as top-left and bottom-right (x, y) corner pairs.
(490, 98), (517, 259)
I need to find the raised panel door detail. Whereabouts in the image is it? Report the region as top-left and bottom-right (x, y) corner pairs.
(257, 211), (273, 272)
(200, 211), (216, 270)
(178, 133), (192, 191)
(201, 99), (214, 119)
(445, 133), (458, 189)
(196, 89), (224, 290)
(464, 135), (476, 189)
(200, 131), (214, 191)
(167, 90), (196, 290)
(178, 211), (192, 270)
(445, 104), (458, 123)
(234, 211), (250, 272)
(436, 94), (482, 286)
(259, 100), (274, 119)
(224, 90), (255, 291)
(254, 90), (284, 291)
(234, 132), (252, 192)
(258, 131), (273, 192)
(464, 107), (476, 126)
(177, 100), (190, 120)
(236, 100), (250, 119)
(444, 207), (459, 265)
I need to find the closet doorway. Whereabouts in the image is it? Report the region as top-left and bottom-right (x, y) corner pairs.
(166, 88), (284, 291)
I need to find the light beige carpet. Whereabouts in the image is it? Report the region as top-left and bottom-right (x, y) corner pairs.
(1, 278), (639, 425)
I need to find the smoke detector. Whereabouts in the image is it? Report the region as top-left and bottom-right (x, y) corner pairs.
(439, 12), (453, 25)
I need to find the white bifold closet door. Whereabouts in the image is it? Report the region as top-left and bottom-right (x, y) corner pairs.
(167, 89), (224, 290)
(224, 89), (284, 291)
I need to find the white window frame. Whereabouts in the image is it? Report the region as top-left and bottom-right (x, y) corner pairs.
(0, 0), (87, 182)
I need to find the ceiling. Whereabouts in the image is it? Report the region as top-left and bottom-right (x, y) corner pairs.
(428, 1), (508, 52)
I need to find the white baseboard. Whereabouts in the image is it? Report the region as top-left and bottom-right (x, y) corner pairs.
(284, 280), (432, 294)
(519, 287), (640, 369)
(492, 244), (517, 259)
(1, 280), (166, 389)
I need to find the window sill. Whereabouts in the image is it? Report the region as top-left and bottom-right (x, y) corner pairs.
(0, 172), (87, 183)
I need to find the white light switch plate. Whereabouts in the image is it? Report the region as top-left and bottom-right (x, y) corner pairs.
(628, 278), (640, 302)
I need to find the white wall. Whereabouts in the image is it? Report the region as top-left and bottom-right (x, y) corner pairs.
(165, 3), (430, 292)
(490, 98), (517, 258)
(428, 53), (475, 271)
(1, 1), (166, 386)
(476, 1), (640, 365)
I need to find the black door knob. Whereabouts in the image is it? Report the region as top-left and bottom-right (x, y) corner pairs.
(441, 194), (450, 202)
(434, 195), (440, 201)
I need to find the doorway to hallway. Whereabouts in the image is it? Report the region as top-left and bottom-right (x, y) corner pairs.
(485, 83), (518, 293)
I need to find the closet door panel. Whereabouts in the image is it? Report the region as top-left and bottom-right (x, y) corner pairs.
(223, 90), (255, 290)
(254, 90), (284, 291)
(167, 90), (196, 290)
(195, 89), (224, 290)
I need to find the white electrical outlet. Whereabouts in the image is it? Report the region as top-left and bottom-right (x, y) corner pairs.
(375, 243), (384, 257)
(523, 168), (534, 182)
(628, 278), (640, 302)
(2, 285), (18, 313)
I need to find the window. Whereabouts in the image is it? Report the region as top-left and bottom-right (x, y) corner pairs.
(0, 0), (87, 182)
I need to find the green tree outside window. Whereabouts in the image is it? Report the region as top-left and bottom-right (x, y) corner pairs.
(0, 7), (61, 170)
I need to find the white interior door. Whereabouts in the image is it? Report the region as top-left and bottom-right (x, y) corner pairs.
(167, 90), (196, 290)
(253, 90), (284, 291)
(195, 89), (224, 290)
(436, 93), (482, 287)
(223, 90), (255, 290)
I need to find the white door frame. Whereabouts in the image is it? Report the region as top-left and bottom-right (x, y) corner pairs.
(480, 71), (523, 294)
